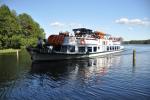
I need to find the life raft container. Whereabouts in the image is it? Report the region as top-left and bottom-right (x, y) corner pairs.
(48, 35), (64, 45)
(95, 31), (105, 39)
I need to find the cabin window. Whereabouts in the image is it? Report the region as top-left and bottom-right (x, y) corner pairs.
(53, 46), (61, 52)
(112, 46), (114, 50)
(110, 46), (113, 50)
(61, 45), (67, 52)
(107, 46), (109, 51)
(111, 46), (113, 50)
(93, 47), (97, 52)
(68, 46), (75, 52)
(103, 41), (105, 45)
(87, 47), (92, 52)
(78, 47), (85, 52)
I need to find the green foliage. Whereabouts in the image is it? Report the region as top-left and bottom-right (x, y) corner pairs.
(17, 13), (45, 38)
(0, 5), (45, 49)
(123, 39), (150, 44)
(0, 39), (2, 49)
(0, 5), (21, 36)
(20, 37), (38, 47)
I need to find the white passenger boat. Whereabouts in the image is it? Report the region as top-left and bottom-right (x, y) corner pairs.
(27, 28), (124, 61)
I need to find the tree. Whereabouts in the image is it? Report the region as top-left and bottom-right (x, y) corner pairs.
(123, 39), (150, 44)
(0, 5), (21, 36)
(17, 13), (45, 38)
(0, 5), (45, 49)
(17, 13), (45, 47)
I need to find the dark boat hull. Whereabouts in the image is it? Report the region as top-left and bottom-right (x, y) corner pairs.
(26, 47), (124, 61)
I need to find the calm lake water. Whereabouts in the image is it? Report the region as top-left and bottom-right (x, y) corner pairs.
(0, 45), (150, 100)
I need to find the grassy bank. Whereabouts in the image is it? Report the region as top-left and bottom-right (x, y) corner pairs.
(0, 49), (20, 54)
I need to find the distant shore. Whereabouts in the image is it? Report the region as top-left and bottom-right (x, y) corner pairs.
(123, 39), (150, 44)
(0, 49), (20, 54)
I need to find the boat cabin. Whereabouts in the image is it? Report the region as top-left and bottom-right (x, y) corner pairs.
(47, 28), (122, 55)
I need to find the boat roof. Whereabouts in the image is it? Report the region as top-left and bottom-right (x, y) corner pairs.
(73, 28), (93, 35)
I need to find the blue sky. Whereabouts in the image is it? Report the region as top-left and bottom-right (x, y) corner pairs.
(0, 0), (150, 40)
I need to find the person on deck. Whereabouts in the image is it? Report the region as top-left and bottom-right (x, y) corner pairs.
(37, 37), (43, 48)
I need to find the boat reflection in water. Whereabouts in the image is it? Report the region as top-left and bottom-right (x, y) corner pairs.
(31, 54), (122, 84)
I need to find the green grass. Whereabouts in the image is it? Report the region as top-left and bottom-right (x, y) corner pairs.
(0, 49), (20, 54)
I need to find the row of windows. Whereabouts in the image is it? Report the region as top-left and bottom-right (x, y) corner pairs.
(54, 45), (75, 52)
(54, 45), (120, 53)
(107, 46), (120, 51)
(79, 46), (120, 53)
(79, 46), (98, 53)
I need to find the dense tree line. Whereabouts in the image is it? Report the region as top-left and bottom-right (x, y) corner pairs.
(123, 39), (150, 44)
(0, 5), (45, 49)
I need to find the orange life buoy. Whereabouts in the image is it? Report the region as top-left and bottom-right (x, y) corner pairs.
(80, 38), (85, 45)
(106, 41), (108, 45)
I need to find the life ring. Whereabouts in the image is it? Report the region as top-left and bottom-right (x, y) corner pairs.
(80, 38), (85, 45)
(106, 41), (108, 45)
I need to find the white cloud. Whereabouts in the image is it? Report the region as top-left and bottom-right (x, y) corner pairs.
(50, 22), (84, 29)
(50, 22), (65, 27)
(115, 18), (150, 26)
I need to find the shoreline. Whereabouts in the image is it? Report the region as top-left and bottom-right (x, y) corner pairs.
(0, 49), (20, 54)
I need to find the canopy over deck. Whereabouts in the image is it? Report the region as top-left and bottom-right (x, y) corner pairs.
(73, 28), (93, 35)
